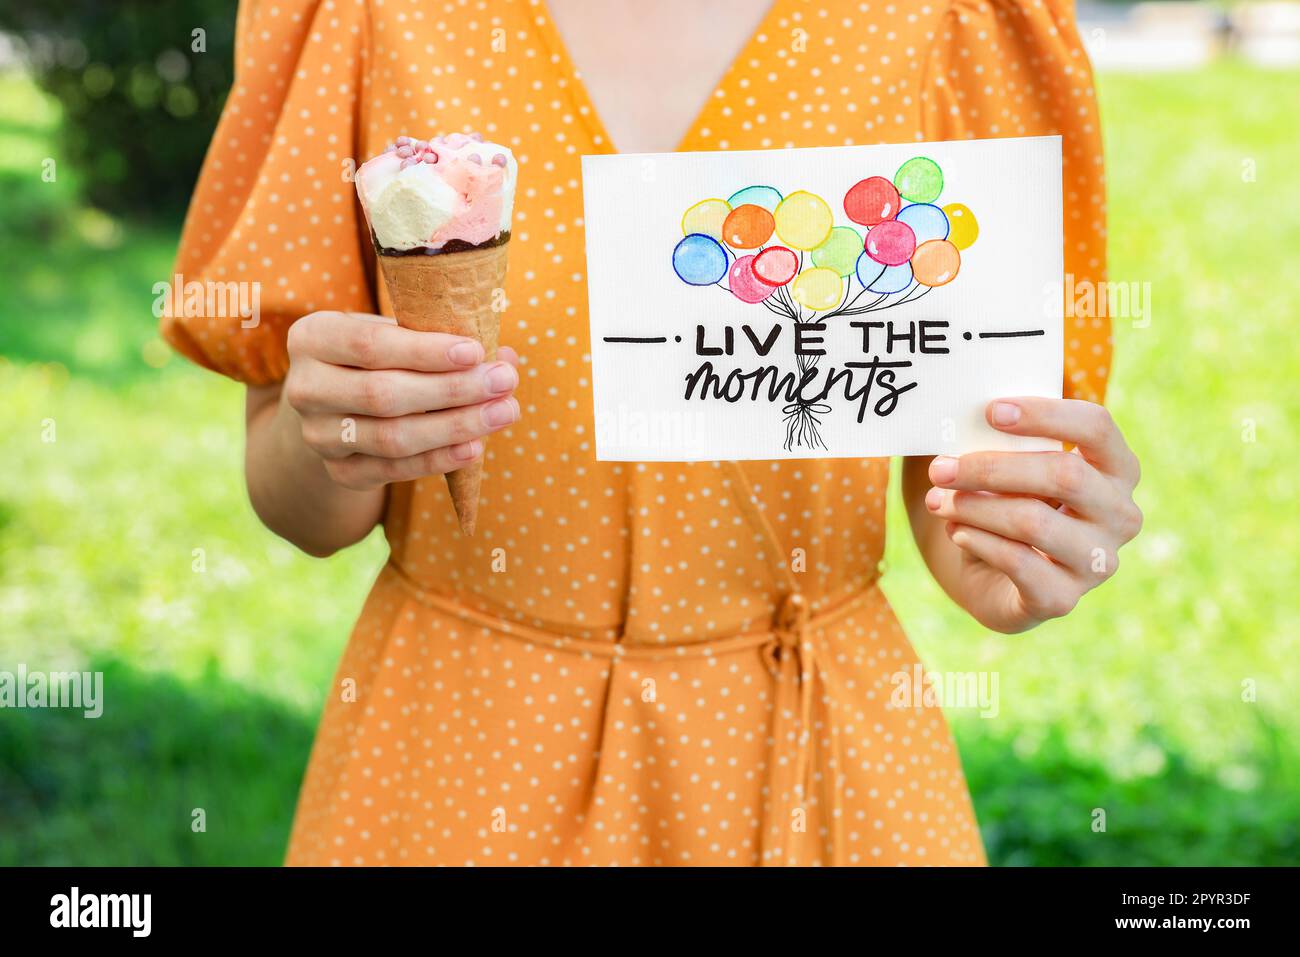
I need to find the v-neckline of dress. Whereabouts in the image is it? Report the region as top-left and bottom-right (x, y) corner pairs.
(530, 0), (803, 603)
(530, 0), (787, 155)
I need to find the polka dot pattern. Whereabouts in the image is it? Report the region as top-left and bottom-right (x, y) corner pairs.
(286, 565), (984, 865)
(165, 0), (1110, 866)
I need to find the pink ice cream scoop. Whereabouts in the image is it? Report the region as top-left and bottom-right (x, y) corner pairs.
(355, 132), (517, 252)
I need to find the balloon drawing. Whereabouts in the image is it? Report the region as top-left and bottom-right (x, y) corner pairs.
(672, 157), (980, 450)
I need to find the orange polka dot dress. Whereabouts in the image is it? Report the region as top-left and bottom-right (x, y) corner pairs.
(164, 0), (1110, 865)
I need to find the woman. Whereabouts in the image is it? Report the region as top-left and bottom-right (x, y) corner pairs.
(164, 0), (1140, 865)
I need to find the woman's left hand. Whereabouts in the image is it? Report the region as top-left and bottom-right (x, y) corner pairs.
(923, 397), (1143, 634)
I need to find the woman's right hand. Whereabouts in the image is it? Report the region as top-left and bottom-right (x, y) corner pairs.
(282, 310), (521, 491)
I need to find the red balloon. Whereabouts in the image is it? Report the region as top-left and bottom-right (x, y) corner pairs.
(752, 246), (799, 286)
(865, 220), (916, 266)
(844, 176), (902, 227)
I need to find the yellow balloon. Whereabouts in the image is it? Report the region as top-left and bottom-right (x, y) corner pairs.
(942, 203), (979, 250)
(682, 198), (731, 240)
(774, 191), (833, 251)
(790, 267), (843, 311)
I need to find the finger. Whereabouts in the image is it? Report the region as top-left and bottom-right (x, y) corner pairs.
(926, 488), (1097, 574)
(296, 310), (487, 372)
(328, 440), (484, 490)
(987, 397), (1139, 485)
(293, 360), (519, 417)
(305, 397), (521, 459)
(497, 345), (520, 367)
(946, 522), (1081, 622)
(929, 450), (1119, 518)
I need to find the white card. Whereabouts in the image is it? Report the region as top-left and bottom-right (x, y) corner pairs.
(580, 135), (1064, 461)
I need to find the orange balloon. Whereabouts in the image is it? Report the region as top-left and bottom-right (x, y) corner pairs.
(721, 204), (775, 249)
(911, 239), (961, 287)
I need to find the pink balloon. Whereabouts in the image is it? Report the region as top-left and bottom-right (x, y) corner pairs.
(865, 220), (916, 267)
(753, 246), (799, 286)
(728, 255), (777, 303)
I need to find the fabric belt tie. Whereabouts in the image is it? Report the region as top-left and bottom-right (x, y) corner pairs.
(759, 591), (848, 866)
(762, 592), (815, 865)
(385, 559), (865, 866)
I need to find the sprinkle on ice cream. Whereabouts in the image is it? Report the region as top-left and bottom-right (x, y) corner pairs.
(355, 131), (517, 252)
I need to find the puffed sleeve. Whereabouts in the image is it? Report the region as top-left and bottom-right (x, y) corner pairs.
(162, 0), (373, 385)
(923, 0), (1111, 404)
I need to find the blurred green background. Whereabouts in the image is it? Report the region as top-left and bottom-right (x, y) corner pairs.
(1, 4), (1298, 865)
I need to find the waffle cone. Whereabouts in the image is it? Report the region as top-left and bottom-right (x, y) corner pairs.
(377, 242), (509, 536)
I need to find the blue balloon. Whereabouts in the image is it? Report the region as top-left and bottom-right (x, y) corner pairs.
(726, 185), (783, 212)
(673, 234), (729, 286)
(896, 203), (949, 244)
(857, 252), (912, 294)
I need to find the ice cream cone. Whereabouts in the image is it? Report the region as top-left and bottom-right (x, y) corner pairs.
(355, 130), (517, 535)
(377, 242), (509, 536)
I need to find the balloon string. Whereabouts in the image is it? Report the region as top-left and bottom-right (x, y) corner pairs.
(776, 287), (799, 320)
(715, 272), (799, 321)
(782, 401), (829, 451)
(895, 284), (932, 307)
(776, 279), (795, 316)
(794, 251), (805, 322)
(837, 285), (932, 317)
(835, 294), (888, 317)
(825, 260), (887, 319)
(827, 279), (874, 319)
(896, 282), (922, 304)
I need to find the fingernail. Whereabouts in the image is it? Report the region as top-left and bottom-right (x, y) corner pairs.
(449, 340), (482, 366)
(930, 455), (958, 484)
(483, 397), (519, 428)
(925, 486), (944, 511)
(484, 361), (517, 394)
(991, 401), (1021, 427)
(451, 439), (482, 461)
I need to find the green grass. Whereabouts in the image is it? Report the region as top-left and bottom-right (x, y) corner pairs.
(1, 64), (1298, 865)
(884, 61), (1300, 864)
(0, 71), (386, 865)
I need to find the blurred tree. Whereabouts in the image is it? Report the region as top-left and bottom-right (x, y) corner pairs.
(0, 0), (236, 218)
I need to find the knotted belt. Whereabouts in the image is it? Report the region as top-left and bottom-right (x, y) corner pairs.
(762, 591), (816, 863)
(723, 461), (854, 866)
(386, 555), (868, 866)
